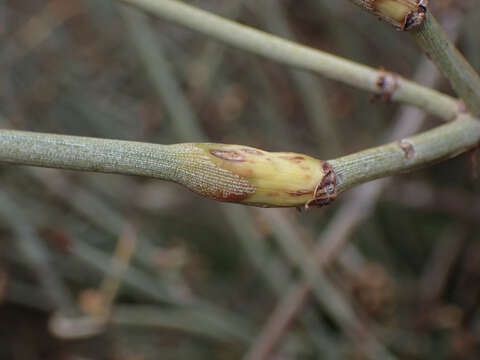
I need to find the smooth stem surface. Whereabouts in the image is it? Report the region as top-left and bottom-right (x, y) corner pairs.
(115, 0), (459, 120)
(1, 114), (479, 208)
(412, 12), (480, 115)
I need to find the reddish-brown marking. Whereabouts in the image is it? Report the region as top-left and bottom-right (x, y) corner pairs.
(240, 148), (264, 155)
(210, 149), (246, 162)
(286, 189), (313, 197)
(279, 155), (305, 163)
(398, 140), (415, 160)
(305, 161), (337, 209)
(321, 164), (336, 189)
(206, 189), (251, 202)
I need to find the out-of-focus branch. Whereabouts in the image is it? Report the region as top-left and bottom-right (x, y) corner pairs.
(346, 0), (480, 115)
(114, 0), (460, 121)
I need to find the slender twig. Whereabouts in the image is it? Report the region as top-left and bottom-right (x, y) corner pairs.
(412, 12), (480, 115)
(115, 0), (459, 121)
(0, 113), (479, 208)
(330, 114), (480, 193)
(346, 1), (480, 115)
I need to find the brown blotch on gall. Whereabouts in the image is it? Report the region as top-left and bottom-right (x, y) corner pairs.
(279, 155), (305, 163)
(398, 140), (415, 160)
(207, 188), (251, 202)
(210, 149), (246, 162)
(286, 189), (313, 197)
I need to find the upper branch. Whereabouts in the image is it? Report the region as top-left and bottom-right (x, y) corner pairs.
(412, 12), (480, 115)
(347, 0), (480, 115)
(115, 0), (459, 120)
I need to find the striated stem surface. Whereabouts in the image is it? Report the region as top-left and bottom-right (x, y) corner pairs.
(330, 114), (480, 192)
(1, 115), (479, 209)
(412, 12), (480, 115)
(0, 131), (329, 207)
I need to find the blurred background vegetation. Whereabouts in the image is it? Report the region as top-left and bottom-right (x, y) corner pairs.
(1, 0), (480, 359)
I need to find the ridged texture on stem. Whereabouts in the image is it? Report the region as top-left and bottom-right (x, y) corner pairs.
(412, 13), (480, 116)
(330, 114), (480, 192)
(0, 131), (331, 208)
(1, 115), (479, 209)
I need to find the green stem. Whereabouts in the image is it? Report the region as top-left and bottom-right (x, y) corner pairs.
(1, 114), (479, 208)
(345, 0), (480, 115)
(412, 12), (480, 115)
(115, 0), (459, 120)
(330, 114), (480, 192)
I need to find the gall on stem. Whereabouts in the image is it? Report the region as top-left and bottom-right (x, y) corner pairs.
(184, 144), (337, 209)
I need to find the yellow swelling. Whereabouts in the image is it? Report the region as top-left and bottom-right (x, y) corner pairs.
(189, 144), (331, 207)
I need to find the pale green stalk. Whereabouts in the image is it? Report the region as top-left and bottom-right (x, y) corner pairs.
(115, 0), (459, 121)
(330, 114), (480, 193)
(1, 114), (479, 208)
(346, 0), (480, 115)
(412, 13), (480, 115)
